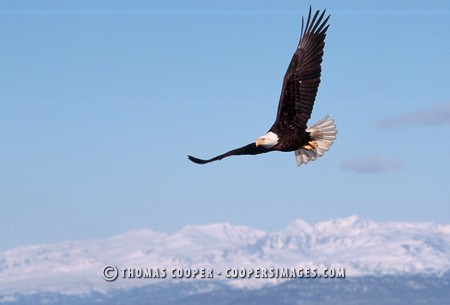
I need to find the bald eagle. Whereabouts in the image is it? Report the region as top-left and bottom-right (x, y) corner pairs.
(188, 7), (337, 167)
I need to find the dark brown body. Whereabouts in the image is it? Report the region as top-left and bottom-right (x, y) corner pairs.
(270, 126), (311, 152)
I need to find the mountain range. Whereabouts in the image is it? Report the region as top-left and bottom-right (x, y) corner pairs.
(1, 215), (449, 302)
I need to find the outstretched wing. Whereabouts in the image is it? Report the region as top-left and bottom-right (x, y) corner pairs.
(188, 143), (270, 164)
(272, 7), (330, 132)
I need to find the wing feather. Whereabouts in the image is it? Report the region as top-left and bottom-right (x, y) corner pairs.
(188, 143), (270, 165)
(272, 7), (330, 131)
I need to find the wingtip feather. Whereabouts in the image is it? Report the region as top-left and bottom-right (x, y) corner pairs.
(188, 155), (209, 165)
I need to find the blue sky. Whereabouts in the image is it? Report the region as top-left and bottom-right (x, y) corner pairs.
(1, 0), (449, 252)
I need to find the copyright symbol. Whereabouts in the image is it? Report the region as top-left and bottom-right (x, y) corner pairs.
(102, 265), (119, 282)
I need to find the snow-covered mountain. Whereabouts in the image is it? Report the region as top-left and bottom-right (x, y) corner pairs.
(1, 215), (449, 295)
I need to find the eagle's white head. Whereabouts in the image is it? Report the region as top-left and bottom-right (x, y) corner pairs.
(256, 131), (279, 148)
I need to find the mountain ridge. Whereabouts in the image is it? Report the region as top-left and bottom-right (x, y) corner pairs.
(1, 215), (449, 294)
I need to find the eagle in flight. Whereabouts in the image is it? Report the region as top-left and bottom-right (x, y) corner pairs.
(188, 7), (337, 167)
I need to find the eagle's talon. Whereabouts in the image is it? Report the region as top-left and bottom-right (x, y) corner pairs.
(304, 141), (318, 150)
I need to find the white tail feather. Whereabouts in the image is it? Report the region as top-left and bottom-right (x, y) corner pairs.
(295, 115), (337, 167)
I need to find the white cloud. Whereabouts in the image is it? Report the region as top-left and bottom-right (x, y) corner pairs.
(379, 102), (450, 128)
(340, 155), (402, 173)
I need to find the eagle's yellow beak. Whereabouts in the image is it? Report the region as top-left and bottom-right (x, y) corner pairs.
(255, 139), (264, 147)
